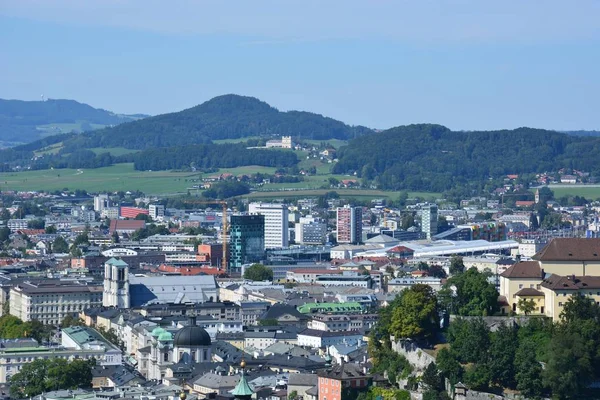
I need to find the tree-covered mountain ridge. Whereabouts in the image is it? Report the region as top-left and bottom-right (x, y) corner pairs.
(0, 98), (147, 145)
(77, 94), (372, 149)
(333, 123), (600, 192)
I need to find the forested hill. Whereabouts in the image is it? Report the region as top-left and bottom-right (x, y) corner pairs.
(0, 98), (147, 145)
(77, 94), (372, 149)
(333, 124), (600, 192)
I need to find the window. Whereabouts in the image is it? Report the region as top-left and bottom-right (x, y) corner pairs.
(163, 352), (169, 362)
(559, 302), (563, 307)
(518, 284), (523, 289)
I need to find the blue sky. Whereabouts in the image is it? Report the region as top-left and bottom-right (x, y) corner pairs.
(1, 0), (599, 131)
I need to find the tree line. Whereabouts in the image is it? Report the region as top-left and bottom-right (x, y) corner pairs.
(333, 124), (600, 192)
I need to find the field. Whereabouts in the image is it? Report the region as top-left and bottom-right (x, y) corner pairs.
(0, 162), (440, 200)
(89, 147), (140, 156)
(0, 163), (201, 194)
(544, 185), (600, 200)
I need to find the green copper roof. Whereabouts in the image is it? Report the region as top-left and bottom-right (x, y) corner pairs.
(232, 373), (254, 397)
(151, 327), (166, 337)
(106, 257), (128, 267)
(158, 331), (173, 341)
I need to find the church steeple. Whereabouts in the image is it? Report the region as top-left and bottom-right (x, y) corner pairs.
(232, 360), (254, 400)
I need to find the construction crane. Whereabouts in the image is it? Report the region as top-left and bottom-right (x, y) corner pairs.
(184, 200), (229, 271)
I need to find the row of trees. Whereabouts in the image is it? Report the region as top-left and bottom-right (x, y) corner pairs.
(0, 314), (53, 343)
(133, 143), (299, 171)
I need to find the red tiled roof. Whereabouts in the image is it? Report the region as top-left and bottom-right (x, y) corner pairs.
(109, 219), (145, 233)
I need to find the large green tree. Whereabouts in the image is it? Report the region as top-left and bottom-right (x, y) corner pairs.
(52, 236), (69, 253)
(10, 358), (92, 398)
(445, 268), (498, 316)
(488, 323), (518, 388)
(389, 284), (439, 341)
(447, 318), (490, 364)
(514, 339), (545, 398)
(243, 264), (273, 281)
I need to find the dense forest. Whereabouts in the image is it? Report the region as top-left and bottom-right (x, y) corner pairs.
(68, 94), (371, 149)
(0, 98), (146, 144)
(333, 124), (600, 192)
(132, 143), (298, 171)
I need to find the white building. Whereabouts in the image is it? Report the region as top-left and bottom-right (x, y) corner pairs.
(297, 329), (363, 349)
(10, 281), (103, 325)
(149, 204), (165, 220)
(248, 202), (289, 249)
(94, 194), (110, 212)
(0, 331), (119, 384)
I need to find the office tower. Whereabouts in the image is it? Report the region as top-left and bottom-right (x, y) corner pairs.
(229, 215), (265, 273)
(336, 205), (362, 244)
(248, 202), (289, 249)
(421, 204), (438, 240)
(149, 204), (165, 220)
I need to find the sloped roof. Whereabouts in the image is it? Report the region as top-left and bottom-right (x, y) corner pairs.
(514, 288), (544, 296)
(500, 261), (541, 279)
(317, 363), (370, 379)
(533, 238), (600, 262)
(541, 274), (600, 291)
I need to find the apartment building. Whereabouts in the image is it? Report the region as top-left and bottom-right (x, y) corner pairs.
(248, 202), (289, 249)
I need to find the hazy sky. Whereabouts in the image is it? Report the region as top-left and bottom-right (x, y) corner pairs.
(1, 0), (599, 130)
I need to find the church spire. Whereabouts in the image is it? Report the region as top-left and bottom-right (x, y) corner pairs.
(232, 360), (254, 400)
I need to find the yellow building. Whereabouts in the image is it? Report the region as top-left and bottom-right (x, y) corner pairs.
(532, 238), (600, 275)
(540, 274), (600, 320)
(500, 238), (600, 319)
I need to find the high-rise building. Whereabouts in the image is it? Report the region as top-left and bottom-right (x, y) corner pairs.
(336, 205), (362, 244)
(149, 204), (165, 220)
(94, 194), (110, 212)
(421, 204), (438, 240)
(229, 215), (265, 273)
(248, 202), (289, 249)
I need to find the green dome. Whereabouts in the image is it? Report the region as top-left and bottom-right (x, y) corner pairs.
(158, 331), (173, 341)
(151, 327), (166, 337)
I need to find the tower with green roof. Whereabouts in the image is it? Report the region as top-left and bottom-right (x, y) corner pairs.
(232, 360), (254, 400)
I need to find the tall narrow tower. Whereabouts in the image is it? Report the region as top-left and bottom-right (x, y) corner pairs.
(103, 258), (130, 308)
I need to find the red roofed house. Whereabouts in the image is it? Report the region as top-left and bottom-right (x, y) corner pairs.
(515, 201), (535, 208)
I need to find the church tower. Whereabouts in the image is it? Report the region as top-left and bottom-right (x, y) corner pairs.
(103, 258), (130, 308)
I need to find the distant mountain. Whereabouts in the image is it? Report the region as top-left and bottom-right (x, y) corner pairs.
(78, 94), (372, 149)
(333, 124), (600, 192)
(0, 98), (148, 146)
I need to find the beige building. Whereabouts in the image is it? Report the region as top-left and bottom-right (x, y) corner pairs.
(539, 274), (600, 320)
(10, 281), (103, 325)
(500, 238), (600, 320)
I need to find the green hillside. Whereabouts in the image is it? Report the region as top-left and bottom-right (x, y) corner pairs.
(77, 94), (372, 149)
(333, 124), (600, 192)
(0, 98), (147, 145)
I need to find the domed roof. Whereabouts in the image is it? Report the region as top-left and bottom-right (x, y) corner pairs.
(158, 331), (173, 341)
(174, 317), (211, 347)
(151, 327), (166, 337)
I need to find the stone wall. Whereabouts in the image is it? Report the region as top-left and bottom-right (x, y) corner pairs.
(390, 338), (436, 372)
